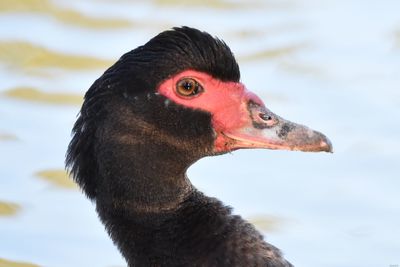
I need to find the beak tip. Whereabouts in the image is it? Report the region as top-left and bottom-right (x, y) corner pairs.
(320, 138), (333, 153)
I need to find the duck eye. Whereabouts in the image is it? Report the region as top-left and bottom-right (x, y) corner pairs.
(176, 78), (203, 97)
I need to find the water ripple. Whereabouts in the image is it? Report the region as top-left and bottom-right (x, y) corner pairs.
(3, 87), (83, 105)
(0, 201), (21, 217)
(0, 0), (132, 29)
(35, 169), (78, 190)
(0, 41), (112, 73)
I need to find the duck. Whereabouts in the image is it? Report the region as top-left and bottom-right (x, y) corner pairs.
(66, 26), (332, 267)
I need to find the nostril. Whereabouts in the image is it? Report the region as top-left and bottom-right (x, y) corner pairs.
(259, 113), (272, 121)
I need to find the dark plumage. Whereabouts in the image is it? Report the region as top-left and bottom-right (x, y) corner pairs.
(67, 26), (331, 267)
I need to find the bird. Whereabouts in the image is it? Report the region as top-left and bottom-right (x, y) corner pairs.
(66, 26), (332, 267)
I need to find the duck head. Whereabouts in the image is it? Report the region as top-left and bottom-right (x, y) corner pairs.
(66, 26), (332, 200)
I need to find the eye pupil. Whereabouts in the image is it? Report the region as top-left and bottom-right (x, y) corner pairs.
(176, 78), (203, 97)
(183, 82), (192, 90)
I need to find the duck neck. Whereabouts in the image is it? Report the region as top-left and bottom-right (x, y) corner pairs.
(93, 139), (203, 266)
(95, 139), (194, 212)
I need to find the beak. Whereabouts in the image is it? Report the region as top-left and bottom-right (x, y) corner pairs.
(213, 90), (333, 153)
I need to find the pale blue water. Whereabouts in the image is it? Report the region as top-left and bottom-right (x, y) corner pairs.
(1, 1), (399, 266)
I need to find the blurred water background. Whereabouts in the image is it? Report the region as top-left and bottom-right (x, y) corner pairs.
(1, 0), (399, 266)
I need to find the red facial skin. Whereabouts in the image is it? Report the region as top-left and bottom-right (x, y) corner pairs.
(158, 70), (332, 153)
